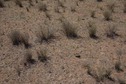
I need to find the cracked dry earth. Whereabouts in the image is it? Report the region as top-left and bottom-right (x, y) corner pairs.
(0, 0), (126, 84)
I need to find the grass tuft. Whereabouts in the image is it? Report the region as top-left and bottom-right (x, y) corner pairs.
(10, 30), (31, 48)
(91, 11), (95, 18)
(103, 10), (112, 21)
(115, 50), (124, 72)
(24, 51), (36, 67)
(39, 3), (47, 12)
(88, 22), (98, 39)
(108, 3), (115, 13)
(106, 25), (119, 39)
(87, 66), (112, 82)
(115, 62), (123, 72)
(79, 0), (85, 2)
(15, 0), (23, 7)
(37, 49), (49, 63)
(37, 26), (54, 43)
(63, 21), (78, 38)
(0, 0), (4, 8)
(29, 0), (34, 6)
(97, 0), (102, 2)
(123, 2), (126, 13)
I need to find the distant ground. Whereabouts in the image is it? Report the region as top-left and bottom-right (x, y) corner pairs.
(0, 0), (126, 84)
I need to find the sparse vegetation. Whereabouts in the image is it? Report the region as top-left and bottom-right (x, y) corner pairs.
(115, 62), (123, 72)
(123, 2), (126, 13)
(88, 22), (98, 39)
(24, 51), (36, 67)
(58, 0), (65, 8)
(118, 79), (126, 84)
(22, 35), (31, 48)
(97, 0), (102, 2)
(37, 26), (54, 43)
(10, 31), (31, 48)
(39, 3), (47, 11)
(108, 3), (115, 13)
(103, 10), (112, 21)
(35, 0), (38, 3)
(29, 0), (34, 6)
(63, 21), (78, 38)
(79, 0), (83, 1)
(26, 7), (29, 12)
(106, 25), (119, 39)
(10, 31), (22, 45)
(1, 0), (126, 83)
(71, 6), (76, 12)
(16, 68), (21, 76)
(115, 49), (124, 72)
(15, 0), (23, 7)
(87, 66), (112, 82)
(45, 11), (51, 20)
(37, 49), (49, 63)
(0, 0), (4, 8)
(4, 0), (10, 1)
(91, 11), (95, 18)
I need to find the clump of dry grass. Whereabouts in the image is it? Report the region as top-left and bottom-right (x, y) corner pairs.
(37, 26), (54, 43)
(15, 0), (23, 7)
(26, 7), (29, 12)
(24, 51), (36, 67)
(63, 21), (78, 38)
(0, 0), (4, 8)
(29, 0), (34, 6)
(4, 0), (10, 1)
(35, 0), (38, 3)
(97, 0), (102, 2)
(37, 49), (49, 63)
(123, 2), (126, 13)
(118, 79), (126, 84)
(39, 3), (47, 12)
(103, 10), (112, 21)
(91, 11), (95, 18)
(22, 36), (31, 48)
(87, 66), (112, 82)
(115, 62), (123, 72)
(79, 0), (85, 2)
(58, 0), (65, 8)
(115, 49), (124, 72)
(71, 6), (76, 13)
(45, 11), (52, 20)
(106, 25), (119, 39)
(16, 68), (21, 76)
(10, 30), (31, 48)
(108, 3), (115, 13)
(88, 22), (98, 39)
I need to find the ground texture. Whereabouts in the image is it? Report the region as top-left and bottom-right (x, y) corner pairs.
(0, 0), (126, 84)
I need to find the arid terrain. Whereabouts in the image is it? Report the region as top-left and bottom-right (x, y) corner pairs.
(0, 0), (126, 84)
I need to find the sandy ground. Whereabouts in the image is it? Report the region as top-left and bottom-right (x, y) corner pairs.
(0, 0), (126, 84)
